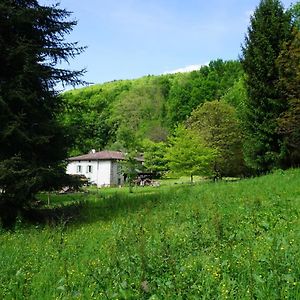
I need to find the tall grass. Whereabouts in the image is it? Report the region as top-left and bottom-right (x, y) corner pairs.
(0, 169), (299, 299)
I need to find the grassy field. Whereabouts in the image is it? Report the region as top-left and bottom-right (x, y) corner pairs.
(0, 169), (299, 299)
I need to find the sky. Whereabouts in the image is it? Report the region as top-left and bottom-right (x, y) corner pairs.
(42, 0), (295, 86)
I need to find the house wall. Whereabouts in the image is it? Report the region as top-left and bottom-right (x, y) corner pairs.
(111, 161), (124, 186)
(97, 160), (111, 187)
(66, 160), (124, 187)
(66, 160), (100, 185)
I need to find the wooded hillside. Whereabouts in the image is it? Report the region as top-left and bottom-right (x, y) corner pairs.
(60, 1), (300, 179)
(61, 59), (244, 156)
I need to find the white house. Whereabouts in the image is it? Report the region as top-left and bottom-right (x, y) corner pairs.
(66, 150), (126, 187)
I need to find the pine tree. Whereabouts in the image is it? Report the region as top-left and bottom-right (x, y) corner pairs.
(241, 0), (291, 172)
(0, 0), (85, 228)
(276, 24), (300, 167)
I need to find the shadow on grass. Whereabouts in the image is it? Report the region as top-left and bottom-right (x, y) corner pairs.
(23, 202), (84, 226)
(22, 189), (170, 227)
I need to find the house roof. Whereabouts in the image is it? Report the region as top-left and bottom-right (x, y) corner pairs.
(68, 150), (144, 162)
(68, 151), (124, 161)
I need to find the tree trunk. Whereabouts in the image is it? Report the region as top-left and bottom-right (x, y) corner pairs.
(129, 181), (133, 193)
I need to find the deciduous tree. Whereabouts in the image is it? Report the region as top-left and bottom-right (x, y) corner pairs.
(143, 139), (169, 175)
(187, 100), (245, 178)
(165, 125), (217, 182)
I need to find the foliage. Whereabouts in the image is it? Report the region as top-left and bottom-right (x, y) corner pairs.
(166, 60), (243, 125)
(0, 0), (85, 227)
(187, 100), (245, 178)
(115, 124), (144, 192)
(120, 151), (142, 193)
(276, 28), (300, 100)
(276, 25), (300, 167)
(241, 0), (292, 172)
(0, 169), (300, 298)
(165, 125), (217, 181)
(60, 60), (244, 154)
(61, 94), (110, 156)
(112, 78), (169, 144)
(289, 1), (300, 29)
(277, 99), (300, 166)
(60, 81), (131, 155)
(142, 139), (169, 175)
(221, 76), (247, 117)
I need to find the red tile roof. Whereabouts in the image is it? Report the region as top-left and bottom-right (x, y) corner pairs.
(68, 150), (144, 162)
(68, 151), (124, 161)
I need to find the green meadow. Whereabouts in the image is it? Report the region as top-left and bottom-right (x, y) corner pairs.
(0, 169), (300, 299)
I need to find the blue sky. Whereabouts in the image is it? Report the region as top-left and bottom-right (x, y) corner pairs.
(43, 0), (295, 86)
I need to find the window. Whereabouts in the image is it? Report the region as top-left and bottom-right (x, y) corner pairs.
(77, 165), (82, 173)
(86, 165), (92, 173)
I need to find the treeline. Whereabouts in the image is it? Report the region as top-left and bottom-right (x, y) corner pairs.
(61, 0), (300, 179)
(61, 59), (244, 155)
(1, 0), (299, 228)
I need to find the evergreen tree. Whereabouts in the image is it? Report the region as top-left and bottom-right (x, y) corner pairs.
(290, 2), (300, 29)
(0, 0), (85, 227)
(241, 0), (291, 172)
(276, 20), (300, 167)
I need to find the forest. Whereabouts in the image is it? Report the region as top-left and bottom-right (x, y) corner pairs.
(59, 1), (300, 181)
(1, 1), (300, 298)
(60, 59), (244, 158)
(1, 0), (299, 227)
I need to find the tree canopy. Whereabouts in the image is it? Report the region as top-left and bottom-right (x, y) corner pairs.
(187, 100), (245, 178)
(61, 60), (243, 155)
(165, 125), (217, 182)
(276, 25), (300, 167)
(142, 139), (169, 175)
(241, 0), (292, 172)
(0, 0), (85, 227)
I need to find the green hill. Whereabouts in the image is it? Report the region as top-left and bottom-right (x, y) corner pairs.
(60, 59), (244, 156)
(1, 169), (299, 298)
